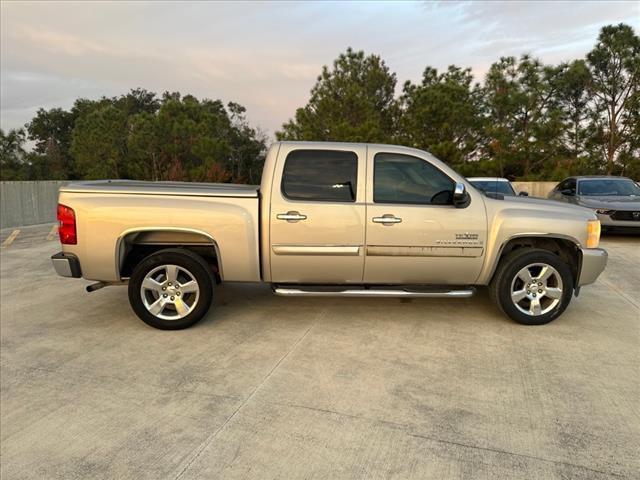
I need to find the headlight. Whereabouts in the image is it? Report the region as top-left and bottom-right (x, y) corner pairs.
(586, 219), (601, 248)
(596, 209), (614, 215)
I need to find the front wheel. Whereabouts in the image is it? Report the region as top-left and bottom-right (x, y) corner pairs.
(128, 248), (214, 330)
(490, 249), (574, 325)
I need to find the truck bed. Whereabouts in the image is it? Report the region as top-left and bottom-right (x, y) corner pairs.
(61, 180), (259, 198)
(57, 179), (261, 283)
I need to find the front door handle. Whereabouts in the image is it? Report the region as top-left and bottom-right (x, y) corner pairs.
(372, 214), (402, 225)
(277, 211), (307, 222)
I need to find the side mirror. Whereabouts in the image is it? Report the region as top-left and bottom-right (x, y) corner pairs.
(518, 191), (529, 196)
(453, 182), (470, 208)
(560, 189), (575, 196)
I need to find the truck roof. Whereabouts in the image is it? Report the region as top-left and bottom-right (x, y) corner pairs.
(276, 140), (436, 155)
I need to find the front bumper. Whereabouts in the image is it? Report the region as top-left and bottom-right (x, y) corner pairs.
(577, 248), (608, 286)
(597, 213), (640, 228)
(51, 252), (82, 278)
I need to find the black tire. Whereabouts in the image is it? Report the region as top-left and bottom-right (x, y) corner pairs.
(128, 248), (214, 330)
(489, 248), (574, 325)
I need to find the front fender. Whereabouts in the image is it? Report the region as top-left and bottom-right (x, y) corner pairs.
(476, 208), (586, 285)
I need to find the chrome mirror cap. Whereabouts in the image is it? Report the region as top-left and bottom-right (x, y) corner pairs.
(453, 182), (470, 208)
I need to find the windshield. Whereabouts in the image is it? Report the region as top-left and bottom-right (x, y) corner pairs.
(469, 180), (515, 196)
(577, 179), (640, 196)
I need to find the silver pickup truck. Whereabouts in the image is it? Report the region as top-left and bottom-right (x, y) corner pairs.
(52, 141), (607, 329)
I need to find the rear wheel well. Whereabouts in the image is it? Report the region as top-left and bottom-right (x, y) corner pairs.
(118, 230), (221, 283)
(493, 237), (581, 286)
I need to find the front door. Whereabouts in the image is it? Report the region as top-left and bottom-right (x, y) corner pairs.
(364, 148), (487, 285)
(269, 144), (367, 284)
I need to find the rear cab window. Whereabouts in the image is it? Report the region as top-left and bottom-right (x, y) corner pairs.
(281, 150), (358, 202)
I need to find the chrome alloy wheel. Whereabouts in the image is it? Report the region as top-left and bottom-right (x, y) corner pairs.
(140, 264), (200, 320)
(510, 263), (563, 316)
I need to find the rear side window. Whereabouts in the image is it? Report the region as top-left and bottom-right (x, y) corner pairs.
(281, 150), (358, 202)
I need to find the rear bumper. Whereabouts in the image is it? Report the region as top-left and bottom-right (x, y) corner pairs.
(51, 252), (82, 278)
(577, 248), (607, 286)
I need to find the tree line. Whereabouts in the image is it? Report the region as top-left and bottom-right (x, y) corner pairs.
(1, 23), (638, 183)
(1, 91), (267, 184)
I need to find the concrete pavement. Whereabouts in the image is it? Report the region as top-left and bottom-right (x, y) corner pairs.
(1, 225), (639, 479)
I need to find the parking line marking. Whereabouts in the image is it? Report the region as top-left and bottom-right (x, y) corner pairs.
(1, 229), (20, 248)
(600, 278), (639, 309)
(47, 224), (58, 241)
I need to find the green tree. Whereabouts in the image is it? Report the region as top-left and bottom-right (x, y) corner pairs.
(227, 101), (267, 184)
(277, 48), (398, 142)
(128, 94), (266, 182)
(0, 129), (29, 180)
(587, 23), (640, 174)
(399, 65), (483, 169)
(114, 88), (160, 116)
(127, 111), (163, 180)
(26, 107), (76, 179)
(153, 93), (233, 181)
(482, 55), (564, 178)
(617, 90), (640, 178)
(70, 104), (129, 178)
(554, 60), (592, 166)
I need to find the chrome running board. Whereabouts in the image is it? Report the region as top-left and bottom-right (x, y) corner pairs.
(273, 287), (475, 298)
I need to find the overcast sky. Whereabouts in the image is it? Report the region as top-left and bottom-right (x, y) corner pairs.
(1, 0), (638, 137)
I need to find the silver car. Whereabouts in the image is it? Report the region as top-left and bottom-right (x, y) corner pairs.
(548, 176), (640, 231)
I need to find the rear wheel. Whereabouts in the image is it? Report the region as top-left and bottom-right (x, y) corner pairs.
(490, 249), (574, 325)
(128, 248), (214, 330)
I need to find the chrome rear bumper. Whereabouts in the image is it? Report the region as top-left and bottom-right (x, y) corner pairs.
(51, 252), (82, 278)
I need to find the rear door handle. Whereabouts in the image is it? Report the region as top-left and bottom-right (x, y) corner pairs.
(277, 211), (307, 222)
(372, 214), (402, 225)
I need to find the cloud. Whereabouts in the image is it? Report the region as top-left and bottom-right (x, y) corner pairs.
(1, 0), (638, 136)
(16, 24), (112, 56)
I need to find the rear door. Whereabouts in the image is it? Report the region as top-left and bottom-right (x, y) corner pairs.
(269, 144), (367, 283)
(364, 148), (487, 285)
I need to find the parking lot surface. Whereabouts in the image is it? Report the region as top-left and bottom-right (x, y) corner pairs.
(1, 224), (639, 479)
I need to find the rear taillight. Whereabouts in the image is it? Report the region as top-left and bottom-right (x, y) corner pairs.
(57, 204), (77, 245)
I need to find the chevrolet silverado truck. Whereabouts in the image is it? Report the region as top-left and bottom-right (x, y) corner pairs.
(51, 142), (608, 329)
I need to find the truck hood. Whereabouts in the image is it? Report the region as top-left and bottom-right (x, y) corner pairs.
(486, 194), (595, 219)
(576, 195), (640, 210)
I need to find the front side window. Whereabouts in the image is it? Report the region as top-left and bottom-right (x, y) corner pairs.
(374, 153), (454, 205)
(281, 150), (358, 202)
(564, 178), (577, 192)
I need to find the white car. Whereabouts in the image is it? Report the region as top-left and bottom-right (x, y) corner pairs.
(467, 177), (528, 197)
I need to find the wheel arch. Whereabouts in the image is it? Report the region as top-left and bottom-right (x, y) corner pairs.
(115, 227), (223, 281)
(484, 234), (582, 287)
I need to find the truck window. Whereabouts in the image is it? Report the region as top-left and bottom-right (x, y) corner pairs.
(374, 153), (454, 205)
(281, 150), (358, 202)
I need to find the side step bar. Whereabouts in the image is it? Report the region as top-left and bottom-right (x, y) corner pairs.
(273, 287), (475, 298)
